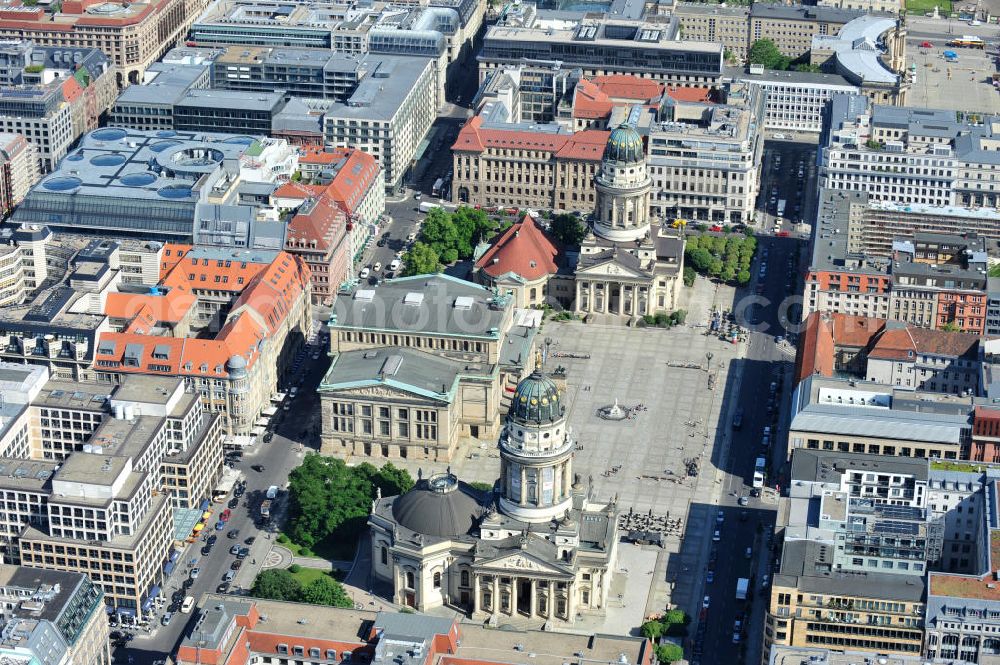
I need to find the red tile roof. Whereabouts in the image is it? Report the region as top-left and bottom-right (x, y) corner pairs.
(795, 312), (885, 385)
(590, 75), (665, 101)
(867, 325), (980, 361)
(97, 244), (310, 378)
(665, 86), (714, 103)
(475, 215), (560, 280)
(452, 116), (608, 161)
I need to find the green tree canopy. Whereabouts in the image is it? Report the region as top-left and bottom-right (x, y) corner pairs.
(251, 569), (301, 602)
(301, 575), (353, 608)
(640, 620), (663, 640)
(549, 213), (587, 247)
(401, 242), (441, 277)
(653, 644), (684, 663)
(286, 455), (414, 551)
(749, 38), (791, 70)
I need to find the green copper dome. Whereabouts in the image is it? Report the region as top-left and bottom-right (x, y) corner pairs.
(603, 123), (644, 164)
(510, 370), (563, 423)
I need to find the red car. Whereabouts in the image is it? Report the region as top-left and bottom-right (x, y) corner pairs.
(920, 41), (933, 48)
(220, 509), (231, 522)
(776, 230), (790, 237)
(709, 225), (723, 232)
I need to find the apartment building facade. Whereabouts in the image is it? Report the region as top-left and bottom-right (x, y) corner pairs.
(674, 4), (750, 62)
(451, 116), (607, 212)
(749, 4), (862, 59)
(821, 95), (1000, 209)
(0, 566), (111, 665)
(0, 0), (207, 86)
(648, 82), (765, 225)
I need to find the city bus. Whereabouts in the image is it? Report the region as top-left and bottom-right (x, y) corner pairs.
(752, 456), (766, 488)
(948, 36), (985, 48)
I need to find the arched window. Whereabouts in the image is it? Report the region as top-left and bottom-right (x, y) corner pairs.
(461, 570), (470, 587)
(433, 571), (442, 589)
(381, 546), (388, 565)
(405, 571), (415, 589)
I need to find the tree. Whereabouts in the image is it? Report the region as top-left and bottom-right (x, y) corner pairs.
(251, 570), (301, 602)
(301, 575), (353, 608)
(549, 213), (587, 246)
(401, 242), (441, 276)
(286, 455), (415, 555)
(748, 39), (790, 70)
(737, 269), (751, 285)
(683, 266), (696, 287)
(374, 462), (415, 496)
(640, 620), (663, 640)
(687, 248), (713, 272)
(794, 63), (821, 73)
(653, 644), (684, 663)
(662, 609), (687, 626)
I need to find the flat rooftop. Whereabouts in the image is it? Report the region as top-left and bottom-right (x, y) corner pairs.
(52, 453), (130, 486)
(0, 458), (57, 491)
(791, 449), (930, 485)
(32, 382), (109, 412)
(790, 375), (971, 445)
(331, 274), (510, 339)
(110, 375), (184, 406)
(452, 623), (651, 665)
(929, 530), (1000, 600)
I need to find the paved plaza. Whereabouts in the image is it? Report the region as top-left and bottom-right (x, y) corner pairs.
(363, 277), (746, 633)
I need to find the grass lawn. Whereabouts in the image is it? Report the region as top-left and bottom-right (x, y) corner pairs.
(288, 566), (344, 586)
(905, 0), (951, 14)
(280, 532), (358, 562)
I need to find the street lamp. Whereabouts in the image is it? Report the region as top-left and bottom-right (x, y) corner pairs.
(705, 351), (714, 371)
(544, 336), (553, 366)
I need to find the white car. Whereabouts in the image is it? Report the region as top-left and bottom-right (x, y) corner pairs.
(732, 633), (741, 644)
(406, 233), (417, 242)
(773, 133), (785, 140)
(712, 529), (721, 542)
(359, 267), (370, 279)
(716, 510), (724, 523)
(389, 259), (401, 271)
(372, 262), (382, 272)
(702, 595), (711, 609)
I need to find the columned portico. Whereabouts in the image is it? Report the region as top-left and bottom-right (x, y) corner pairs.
(474, 572), (574, 620)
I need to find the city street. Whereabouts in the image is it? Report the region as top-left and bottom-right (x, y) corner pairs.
(115, 345), (333, 665)
(695, 235), (801, 665)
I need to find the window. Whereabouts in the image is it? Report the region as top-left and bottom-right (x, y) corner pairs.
(433, 571), (441, 588)
(381, 546), (388, 565)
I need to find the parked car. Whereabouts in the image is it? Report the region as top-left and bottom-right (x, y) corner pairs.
(217, 582), (230, 594)
(161, 612), (173, 626)
(231, 560), (242, 571)
(359, 267), (370, 279)
(228, 529), (240, 540)
(214, 520), (225, 531)
(190, 568), (201, 579)
(229, 545), (241, 555)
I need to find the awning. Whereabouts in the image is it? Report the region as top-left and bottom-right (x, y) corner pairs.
(193, 523), (205, 532)
(226, 435), (255, 448)
(251, 426), (266, 436)
(262, 406), (278, 417)
(163, 561), (175, 576)
(118, 607), (136, 617)
(141, 586), (160, 611)
(105, 605), (114, 614)
(199, 499), (210, 511)
(169, 550), (180, 563)
(201, 511), (212, 520)
(271, 392), (287, 403)
(255, 417), (269, 427)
